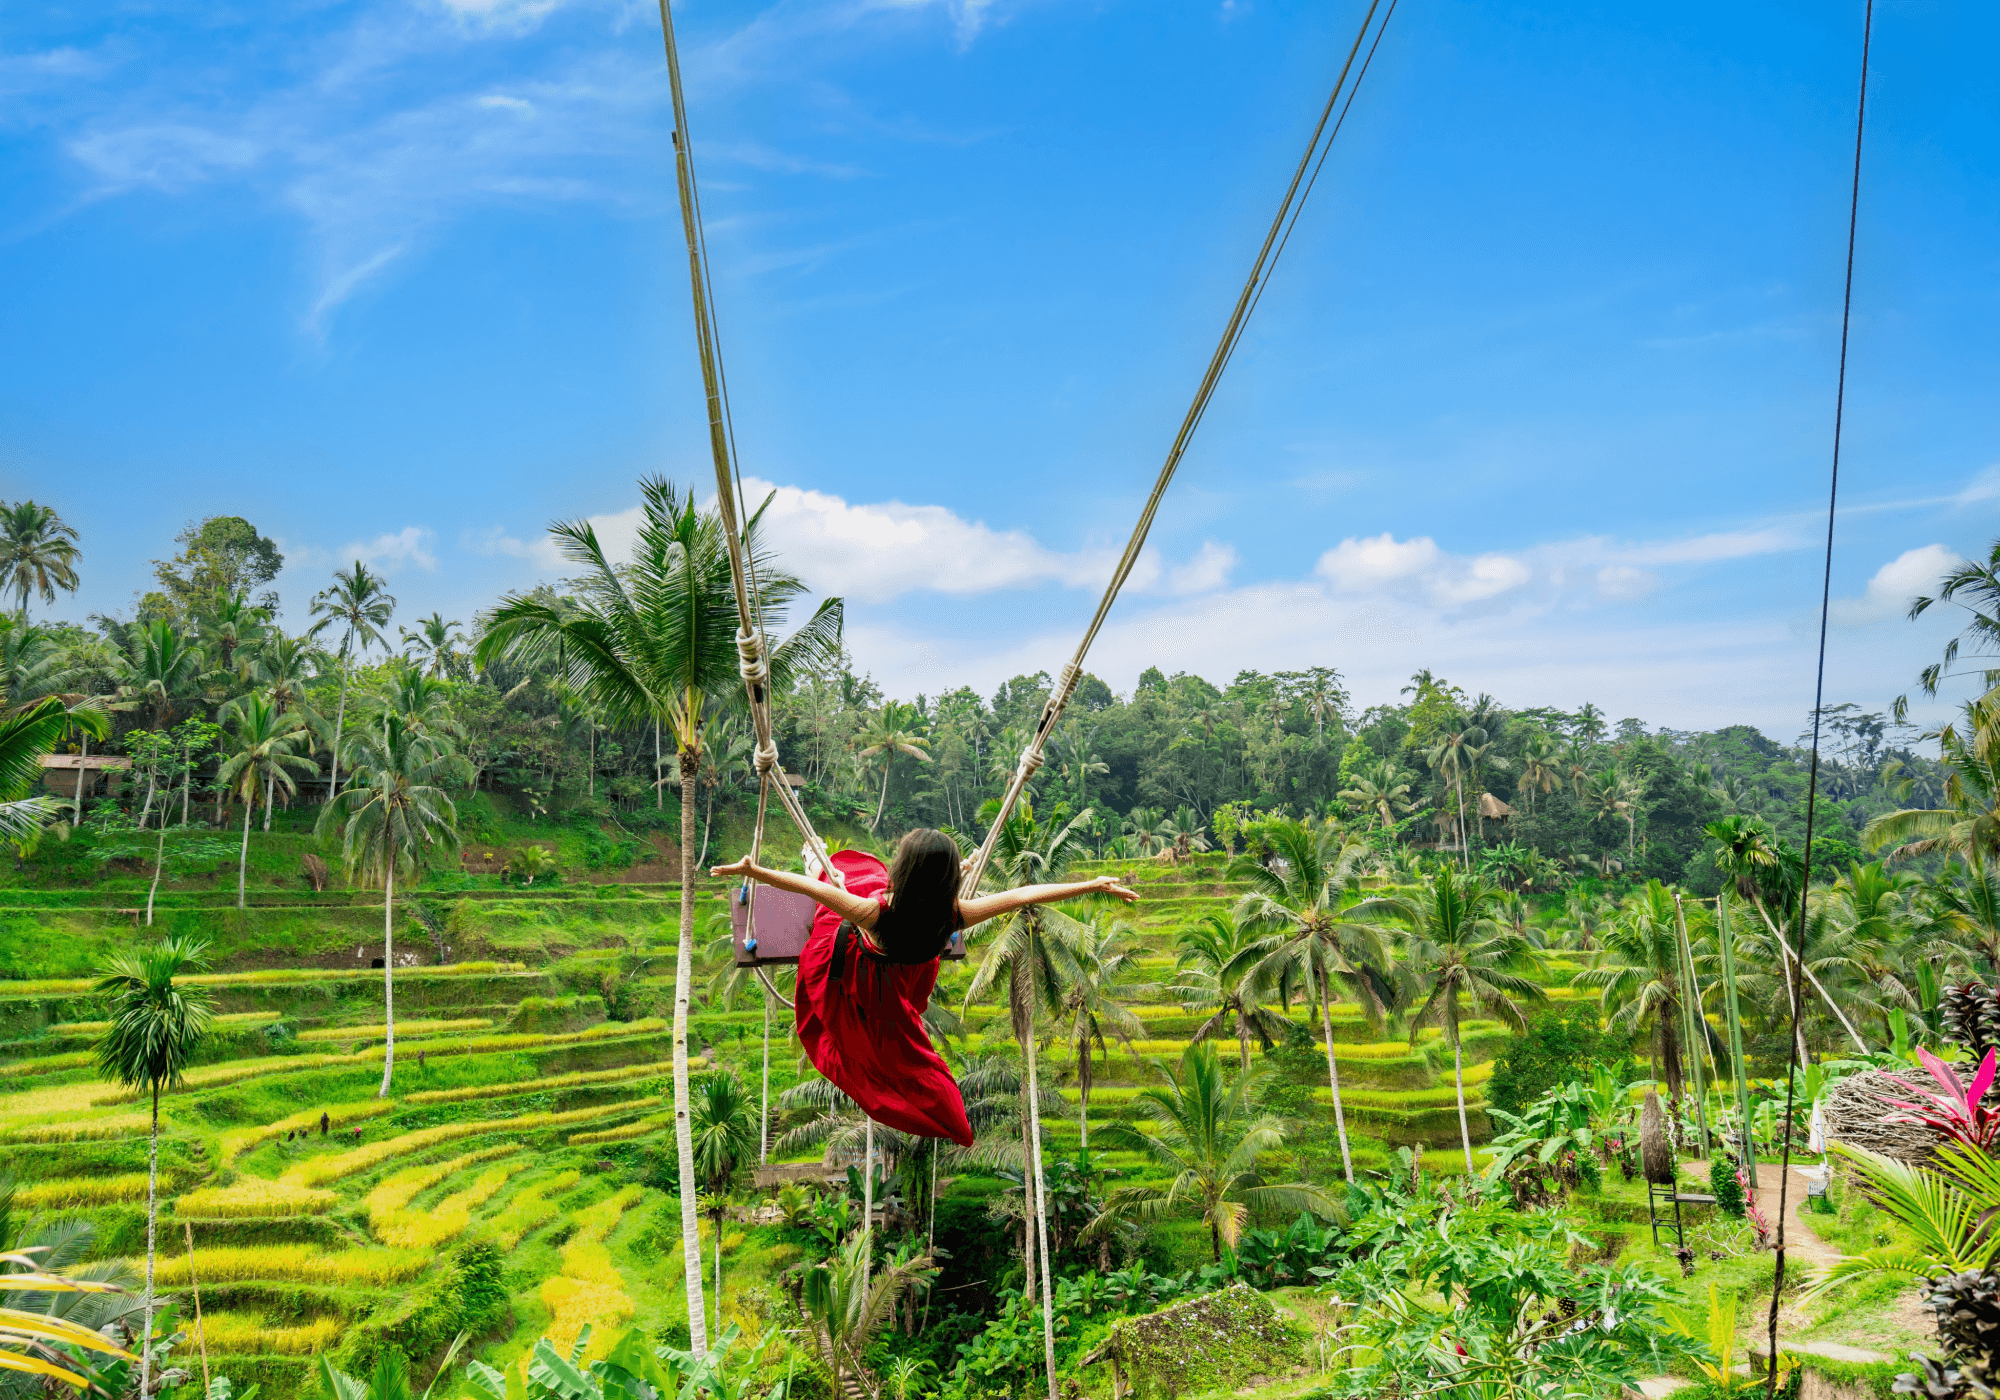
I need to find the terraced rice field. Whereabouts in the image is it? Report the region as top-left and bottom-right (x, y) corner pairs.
(0, 853), (1555, 1396)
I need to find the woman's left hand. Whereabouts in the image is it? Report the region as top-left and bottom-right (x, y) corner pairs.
(711, 855), (759, 880)
(1087, 876), (1139, 903)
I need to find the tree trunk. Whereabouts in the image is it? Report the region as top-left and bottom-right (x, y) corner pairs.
(674, 752), (710, 1355)
(698, 788), (714, 869)
(1309, 952), (1354, 1185)
(1022, 1016), (1057, 1400)
(146, 826), (166, 926)
(760, 989), (771, 1165)
(655, 720), (665, 810)
(713, 1210), (724, 1342)
(1659, 1005), (1684, 1102)
(237, 800), (251, 910)
(1077, 1043), (1090, 1159)
(872, 755), (892, 832)
(863, 1117), (875, 1301)
(378, 862), (396, 1097)
(73, 731), (87, 826)
(263, 768), (274, 833)
(142, 1084), (159, 1400)
(1455, 777), (1469, 866)
(588, 726), (595, 799)
(1451, 1026), (1474, 1176)
(139, 765), (157, 829)
(330, 654), (351, 800)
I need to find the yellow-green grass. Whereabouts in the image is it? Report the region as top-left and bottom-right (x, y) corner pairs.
(403, 1061), (671, 1107)
(568, 1114), (669, 1146)
(364, 1146), (524, 1225)
(47, 1011), (280, 1039)
(177, 1177), (339, 1218)
(375, 1157), (528, 1250)
(99, 1053), (370, 1103)
(0, 1051), (94, 1076)
(541, 1186), (645, 1359)
(356, 1019), (671, 1060)
(490, 1170), (582, 1248)
(0, 1113), (153, 1143)
(0, 961), (531, 997)
(221, 1101), (399, 1165)
(296, 1018), (494, 1043)
(16, 1174), (150, 1207)
(0, 1079), (116, 1125)
(284, 1100), (649, 1187)
(196, 1314), (343, 1355)
(142, 1245), (427, 1287)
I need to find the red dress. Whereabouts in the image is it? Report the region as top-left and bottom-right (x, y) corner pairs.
(795, 850), (974, 1147)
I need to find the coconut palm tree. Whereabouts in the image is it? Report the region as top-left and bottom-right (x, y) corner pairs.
(800, 1234), (937, 1400)
(1396, 866), (1544, 1173)
(217, 694), (316, 909)
(399, 612), (466, 679)
(1574, 881), (1694, 1099)
(307, 563), (396, 800)
(1338, 759), (1412, 831)
(315, 714), (459, 1098)
(1088, 1043), (1330, 1260)
(1517, 731), (1562, 813)
(0, 502), (80, 620)
(93, 935), (214, 1400)
(689, 1070), (755, 1344)
(1424, 721), (1486, 864)
(857, 701), (930, 833)
(244, 633), (326, 830)
(115, 621), (205, 732)
(1054, 914), (1144, 1157)
(1173, 913), (1292, 1074)
(964, 802), (1094, 1400)
(0, 694), (103, 850)
(1865, 697), (2000, 866)
(477, 477), (840, 1357)
(1930, 865), (2000, 970)
(1900, 538), (2000, 718)
(1232, 819), (1399, 1184)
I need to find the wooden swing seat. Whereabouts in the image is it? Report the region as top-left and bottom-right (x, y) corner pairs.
(729, 883), (967, 966)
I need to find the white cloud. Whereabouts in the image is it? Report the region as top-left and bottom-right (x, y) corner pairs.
(1593, 564), (1654, 602)
(341, 526), (440, 573)
(1314, 533), (1532, 608)
(1166, 541), (1236, 596)
(476, 95), (537, 116)
(1831, 543), (1958, 626)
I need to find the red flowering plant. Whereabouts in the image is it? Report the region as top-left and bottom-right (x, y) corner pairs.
(1884, 1047), (2000, 1153)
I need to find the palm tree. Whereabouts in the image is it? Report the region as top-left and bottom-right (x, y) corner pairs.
(857, 701), (931, 833)
(1088, 1043), (1330, 1260)
(1574, 881), (1694, 1099)
(800, 1233), (937, 1400)
(1900, 538), (2000, 718)
(964, 802), (1094, 1400)
(1423, 721), (1486, 864)
(217, 694), (315, 909)
(1232, 819), (1399, 1184)
(1055, 915), (1144, 1157)
(0, 502), (80, 619)
(116, 621), (204, 731)
(689, 1070), (755, 1344)
(1339, 759), (1412, 831)
(308, 563), (397, 800)
(245, 633), (326, 830)
(1174, 913), (1292, 1074)
(1930, 865), (2000, 970)
(1517, 731), (1562, 813)
(93, 935), (214, 1400)
(1865, 697), (2000, 866)
(477, 477), (840, 1358)
(1396, 866), (1544, 1173)
(0, 694), (103, 850)
(315, 714), (459, 1098)
(399, 612), (465, 678)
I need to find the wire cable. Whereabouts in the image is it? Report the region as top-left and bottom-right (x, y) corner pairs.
(1768, 1), (1875, 1390)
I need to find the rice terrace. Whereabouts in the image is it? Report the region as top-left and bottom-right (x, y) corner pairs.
(3, 2), (1999, 1399)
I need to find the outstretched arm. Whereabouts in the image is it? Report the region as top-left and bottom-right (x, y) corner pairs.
(957, 875), (1138, 928)
(710, 856), (882, 930)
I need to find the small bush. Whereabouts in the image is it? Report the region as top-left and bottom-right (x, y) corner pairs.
(1710, 1154), (1745, 1217)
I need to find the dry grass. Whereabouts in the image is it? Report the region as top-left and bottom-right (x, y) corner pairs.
(0, 1113), (152, 1143)
(0, 1051), (94, 1077)
(568, 1114), (669, 1146)
(177, 1179), (338, 1218)
(488, 1170), (582, 1248)
(363, 1146), (521, 1224)
(367, 1152), (526, 1249)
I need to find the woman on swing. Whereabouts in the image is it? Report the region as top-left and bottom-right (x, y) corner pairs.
(712, 831), (1137, 1148)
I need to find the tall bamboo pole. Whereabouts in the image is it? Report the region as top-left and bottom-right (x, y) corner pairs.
(1673, 892), (1711, 1158)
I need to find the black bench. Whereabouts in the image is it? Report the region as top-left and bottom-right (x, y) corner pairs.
(1648, 1181), (1719, 1249)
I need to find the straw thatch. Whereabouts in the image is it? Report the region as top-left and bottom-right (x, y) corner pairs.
(1640, 1090), (1675, 1185)
(1821, 1066), (1940, 1165)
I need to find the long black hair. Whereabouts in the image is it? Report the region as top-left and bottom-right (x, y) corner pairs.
(871, 828), (960, 964)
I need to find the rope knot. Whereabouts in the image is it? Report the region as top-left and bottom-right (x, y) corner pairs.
(1017, 746), (1045, 780)
(754, 741), (780, 776)
(736, 628), (769, 685)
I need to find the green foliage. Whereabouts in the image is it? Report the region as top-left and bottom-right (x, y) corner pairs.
(1485, 1006), (1626, 1116)
(1710, 1155), (1746, 1218)
(1075, 1283), (1303, 1400)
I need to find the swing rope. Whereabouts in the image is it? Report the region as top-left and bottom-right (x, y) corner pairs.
(1768, 1), (1875, 1391)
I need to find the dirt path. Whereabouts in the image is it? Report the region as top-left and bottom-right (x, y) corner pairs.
(1750, 1160), (1841, 1268)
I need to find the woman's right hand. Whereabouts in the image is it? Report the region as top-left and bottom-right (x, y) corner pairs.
(710, 855), (759, 880)
(1086, 875), (1139, 903)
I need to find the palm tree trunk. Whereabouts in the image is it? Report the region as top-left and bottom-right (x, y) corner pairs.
(674, 752), (710, 1355)
(1451, 1029), (1474, 1176)
(237, 800), (251, 910)
(146, 826), (166, 927)
(378, 862), (396, 1097)
(655, 720), (665, 810)
(263, 768), (274, 833)
(73, 731), (87, 826)
(863, 1116), (875, 1301)
(330, 653), (351, 799)
(698, 788), (715, 869)
(1022, 1016), (1057, 1400)
(1307, 953), (1354, 1185)
(713, 1210), (724, 1342)
(1077, 1042), (1090, 1159)
(872, 755), (892, 832)
(760, 990), (771, 1165)
(1455, 777), (1469, 867)
(142, 1083), (159, 1400)
(139, 764), (157, 829)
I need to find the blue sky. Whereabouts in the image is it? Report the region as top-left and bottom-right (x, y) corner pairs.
(3, 0), (1996, 736)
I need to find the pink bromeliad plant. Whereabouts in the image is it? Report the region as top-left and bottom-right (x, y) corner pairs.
(1884, 1046), (2000, 1153)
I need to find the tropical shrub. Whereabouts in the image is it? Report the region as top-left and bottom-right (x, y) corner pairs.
(1484, 1007), (1628, 1116)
